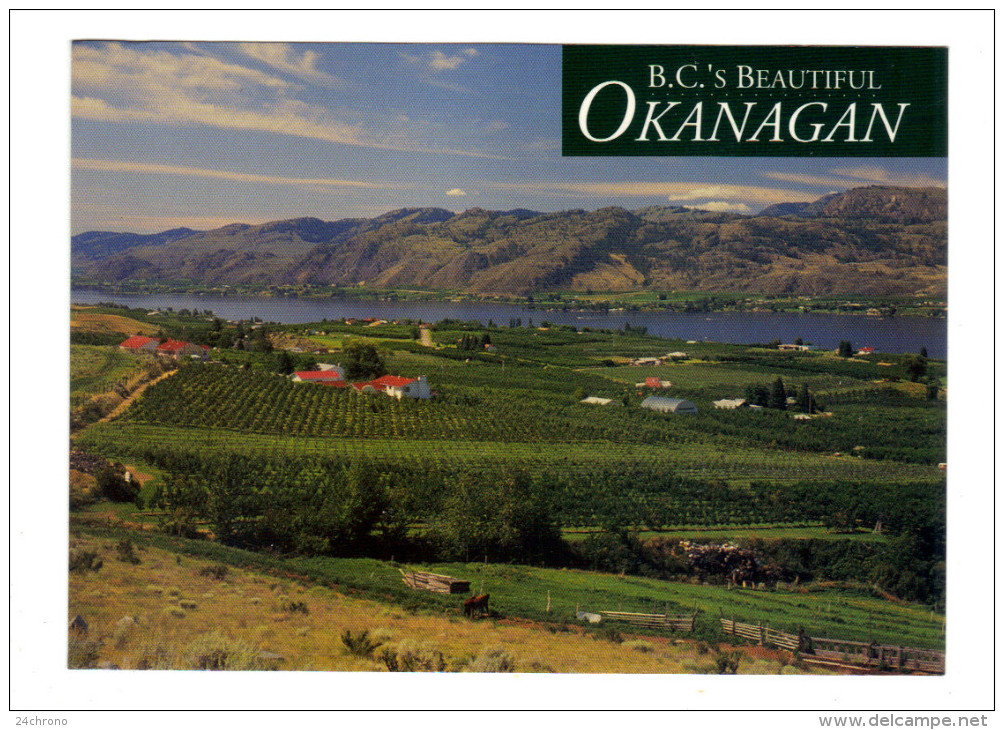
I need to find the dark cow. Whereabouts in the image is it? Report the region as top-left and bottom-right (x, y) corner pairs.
(463, 593), (490, 619)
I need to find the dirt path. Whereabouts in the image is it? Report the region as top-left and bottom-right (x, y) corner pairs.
(98, 369), (177, 423)
(420, 328), (434, 347)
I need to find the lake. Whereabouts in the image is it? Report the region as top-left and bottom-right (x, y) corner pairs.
(70, 289), (947, 358)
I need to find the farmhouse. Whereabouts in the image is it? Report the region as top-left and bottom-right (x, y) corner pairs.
(665, 351), (688, 360)
(371, 374), (431, 400)
(315, 363), (346, 377)
(581, 396), (614, 406)
(157, 339), (210, 360)
(778, 344), (810, 352)
(119, 335), (158, 353)
(632, 357), (662, 367)
(291, 371), (348, 387)
(350, 375), (431, 399)
(641, 396), (698, 414)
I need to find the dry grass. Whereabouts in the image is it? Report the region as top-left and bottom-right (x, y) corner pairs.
(67, 533), (816, 673)
(71, 308), (159, 337)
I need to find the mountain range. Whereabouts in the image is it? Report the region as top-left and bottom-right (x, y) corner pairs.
(72, 185), (947, 297)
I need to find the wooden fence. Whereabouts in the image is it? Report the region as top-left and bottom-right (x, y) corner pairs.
(399, 569), (470, 594)
(601, 611), (697, 632)
(719, 617), (944, 673)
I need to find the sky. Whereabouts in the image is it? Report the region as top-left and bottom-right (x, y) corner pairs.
(71, 41), (948, 234)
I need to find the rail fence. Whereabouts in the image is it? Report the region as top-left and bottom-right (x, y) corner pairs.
(600, 611), (697, 632)
(719, 617), (945, 673)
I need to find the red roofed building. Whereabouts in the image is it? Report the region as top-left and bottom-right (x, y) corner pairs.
(119, 335), (159, 352)
(373, 374), (431, 400)
(350, 374), (431, 399)
(292, 371), (347, 386)
(645, 376), (662, 389)
(156, 339), (210, 359)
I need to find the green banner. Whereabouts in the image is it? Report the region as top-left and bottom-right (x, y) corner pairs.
(562, 45), (947, 157)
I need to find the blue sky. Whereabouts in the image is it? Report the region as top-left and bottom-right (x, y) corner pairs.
(71, 41), (947, 234)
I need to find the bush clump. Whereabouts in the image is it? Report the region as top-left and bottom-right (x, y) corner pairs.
(341, 629), (382, 658)
(68, 639), (101, 669)
(115, 539), (141, 565)
(381, 640), (446, 672)
(69, 550), (103, 574)
(198, 565), (228, 580)
(279, 599), (309, 614)
(466, 646), (517, 673)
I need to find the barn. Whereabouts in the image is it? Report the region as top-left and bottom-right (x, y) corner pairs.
(641, 396), (698, 414)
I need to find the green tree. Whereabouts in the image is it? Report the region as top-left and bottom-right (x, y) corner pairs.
(925, 376), (940, 401)
(838, 340), (854, 358)
(275, 350), (295, 375)
(796, 383), (813, 413)
(436, 468), (561, 563)
(745, 383), (770, 407)
(343, 342), (386, 380)
(903, 354), (928, 382)
(770, 377), (787, 410)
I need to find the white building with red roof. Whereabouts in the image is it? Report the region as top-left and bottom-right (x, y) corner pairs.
(352, 374), (430, 399)
(156, 339), (210, 359)
(119, 335), (159, 352)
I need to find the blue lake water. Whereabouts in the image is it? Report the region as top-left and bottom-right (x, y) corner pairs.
(70, 289), (947, 358)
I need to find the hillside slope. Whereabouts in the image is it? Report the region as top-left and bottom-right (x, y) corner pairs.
(72, 186), (947, 296)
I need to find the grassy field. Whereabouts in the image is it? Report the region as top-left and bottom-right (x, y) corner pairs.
(71, 307), (160, 337)
(68, 530), (817, 673)
(70, 345), (151, 408)
(70, 526), (944, 654)
(74, 420), (941, 488)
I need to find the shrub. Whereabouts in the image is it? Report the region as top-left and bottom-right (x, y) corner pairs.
(68, 639), (101, 669)
(279, 599), (309, 614)
(199, 565), (229, 580)
(69, 470), (100, 510)
(597, 627), (624, 644)
(383, 640), (446, 672)
(69, 550), (103, 574)
(341, 629), (382, 658)
(714, 649), (743, 674)
(184, 632), (269, 670)
(115, 540), (140, 565)
(466, 646), (517, 673)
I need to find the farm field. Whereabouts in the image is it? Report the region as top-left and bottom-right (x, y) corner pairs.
(74, 421), (941, 490)
(68, 308), (947, 673)
(70, 526), (944, 659)
(70, 345), (151, 408)
(71, 307), (160, 337)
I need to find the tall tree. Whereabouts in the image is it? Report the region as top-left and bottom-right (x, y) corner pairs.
(770, 377), (788, 410)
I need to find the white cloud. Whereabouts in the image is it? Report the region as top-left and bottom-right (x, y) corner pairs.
(762, 167), (946, 189)
(683, 201), (753, 213)
(491, 180), (808, 203)
(446, 188), (467, 196)
(72, 42), (507, 160)
(399, 46), (479, 77)
(73, 157), (387, 190)
(237, 42), (342, 87)
(667, 186), (735, 202)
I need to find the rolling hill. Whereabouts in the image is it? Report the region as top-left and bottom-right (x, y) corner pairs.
(72, 186), (947, 297)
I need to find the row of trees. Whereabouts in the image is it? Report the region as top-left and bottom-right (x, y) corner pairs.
(744, 378), (820, 413)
